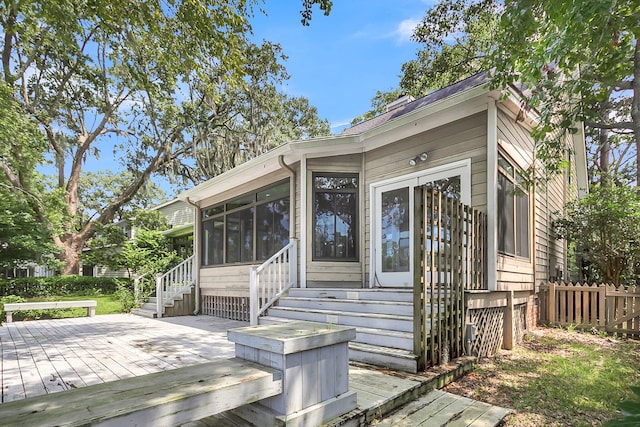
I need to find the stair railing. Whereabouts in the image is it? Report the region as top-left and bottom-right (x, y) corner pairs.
(250, 239), (297, 325)
(156, 255), (194, 318)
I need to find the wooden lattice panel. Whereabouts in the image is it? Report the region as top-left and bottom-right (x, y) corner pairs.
(201, 295), (250, 321)
(468, 307), (504, 359)
(513, 303), (527, 345)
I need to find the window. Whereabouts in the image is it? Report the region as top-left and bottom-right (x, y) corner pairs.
(313, 173), (358, 261)
(201, 181), (290, 266)
(497, 153), (529, 258)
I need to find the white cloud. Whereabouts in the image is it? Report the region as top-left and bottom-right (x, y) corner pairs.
(393, 18), (420, 44)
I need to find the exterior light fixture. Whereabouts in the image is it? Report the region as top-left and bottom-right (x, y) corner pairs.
(408, 152), (428, 166)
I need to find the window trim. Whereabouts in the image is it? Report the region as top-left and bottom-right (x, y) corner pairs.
(312, 172), (359, 262)
(201, 180), (290, 266)
(497, 152), (530, 259)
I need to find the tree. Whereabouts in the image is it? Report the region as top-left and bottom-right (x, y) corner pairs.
(401, 0), (499, 96)
(554, 185), (640, 286)
(81, 209), (173, 277)
(170, 41), (330, 186)
(352, 0), (498, 126)
(0, 0), (332, 274)
(491, 0), (639, 183)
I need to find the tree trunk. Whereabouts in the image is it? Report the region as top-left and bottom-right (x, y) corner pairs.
(632, 39), (640, 188)
(599, 125), (610, 185)
(55, 234), (88, 275)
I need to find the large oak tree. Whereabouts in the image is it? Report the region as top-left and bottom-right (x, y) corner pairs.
(0, 0), (332, 274)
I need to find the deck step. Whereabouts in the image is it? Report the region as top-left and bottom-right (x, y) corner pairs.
(355, 326), (413, 351)
(130, 308), (157, 318)
(263, 288), (423, 372)
(267, 306), (414, 332)
(288, 288), (413, 302)
(278, 297), (413, 316)
(349, 342), (419, 373)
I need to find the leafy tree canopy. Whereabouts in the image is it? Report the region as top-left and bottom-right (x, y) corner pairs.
(355, 0), (638, 186)
(1, 0), (332, 274)
(555, 185), (640, 286)
(491, 0), (639, 181)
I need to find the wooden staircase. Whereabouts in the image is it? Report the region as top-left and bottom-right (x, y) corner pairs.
(259, 288), (420, 373)
(131, 290), (193, 318)
(131, 256), (194, 318)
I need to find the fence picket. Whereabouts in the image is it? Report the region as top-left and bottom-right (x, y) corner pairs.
(540, 281), (640, 337)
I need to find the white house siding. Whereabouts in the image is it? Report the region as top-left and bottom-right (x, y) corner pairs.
(197, 168), (300, 295)
(93, 266), (129, 278)
(363, 112), (488, 285)
(156, 201), (194, 229)
(305, 154), (363, 287)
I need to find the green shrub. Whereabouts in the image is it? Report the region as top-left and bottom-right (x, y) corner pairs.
(0, 276), (130, 298)
(0, 295), (25, 322)
(115, 283), (135, 313)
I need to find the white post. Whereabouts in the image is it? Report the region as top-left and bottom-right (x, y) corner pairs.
(133, 275), (140, 305)
(291, 239), (298, 288)
(250, 267), (259, 326)
(156, 274), (163, 318)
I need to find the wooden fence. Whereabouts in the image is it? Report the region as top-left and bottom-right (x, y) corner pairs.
(539, 282), (640, 337)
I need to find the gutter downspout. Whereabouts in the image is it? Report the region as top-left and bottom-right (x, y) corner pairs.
(278, 155), (296, 239)
(185, 197), (201, 315)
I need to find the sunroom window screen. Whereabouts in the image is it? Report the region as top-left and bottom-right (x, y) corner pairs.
(201, 181), (289, 266)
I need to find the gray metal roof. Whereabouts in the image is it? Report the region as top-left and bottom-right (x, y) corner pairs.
(342, 72), (489, 136)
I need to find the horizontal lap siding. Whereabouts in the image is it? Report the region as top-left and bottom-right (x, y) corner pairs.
(200, 265), (252, 297)
(306, 155), (364, 287)
(158, 201), (194, 228)
(496, 107), (568, 291)
(364, 112), (488, 285)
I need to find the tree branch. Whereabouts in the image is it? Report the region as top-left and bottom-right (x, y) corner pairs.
(584, 121), (634, 130)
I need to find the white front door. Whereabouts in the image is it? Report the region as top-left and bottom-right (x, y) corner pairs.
(371, 160), (472, 288)
(374, 179), (416, 287)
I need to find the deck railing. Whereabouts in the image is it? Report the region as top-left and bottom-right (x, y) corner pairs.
(249, 239), (297, 325)
(156, 255), (194, 318)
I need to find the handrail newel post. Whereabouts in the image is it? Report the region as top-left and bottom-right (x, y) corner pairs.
(291, 238), (298, 289)
(156, 274), (163, 318)
(250, 267), (259, 325)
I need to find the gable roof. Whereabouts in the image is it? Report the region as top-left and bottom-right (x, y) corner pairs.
(342, 72), (489, 136)
(179, 72), (588, 204)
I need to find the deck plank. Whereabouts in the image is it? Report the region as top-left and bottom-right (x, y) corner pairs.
(374, 389), (509, 427)
(445, 400), (499, 427)
(1, 327), (26, 402)
(0, 314), (248, 403)
(0, 358), (282, 427)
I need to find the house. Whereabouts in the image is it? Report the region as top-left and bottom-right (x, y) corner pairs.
(151, 198), (194, 259)
(164, 73), (587, 372)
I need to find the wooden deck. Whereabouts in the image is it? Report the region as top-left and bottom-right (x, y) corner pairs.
(0, 315), (510, 426)
(0, 314), (245, 402)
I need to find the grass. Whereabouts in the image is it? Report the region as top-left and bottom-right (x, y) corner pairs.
(8, 294), (124, 321)
(444, 327), (640, 426)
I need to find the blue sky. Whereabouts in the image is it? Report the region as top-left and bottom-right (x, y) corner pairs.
(250, 1), (432, 133)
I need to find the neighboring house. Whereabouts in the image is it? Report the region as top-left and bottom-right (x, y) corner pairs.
(152, 198), (195, 259)
(83, 200), (194, 277)
(167, 73), (587, 372)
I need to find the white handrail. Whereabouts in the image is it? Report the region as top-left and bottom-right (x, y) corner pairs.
(156, 255), (194, 318)
(133, 272), (152, 304)
(250, 239), (297, 325)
